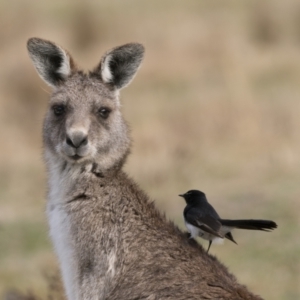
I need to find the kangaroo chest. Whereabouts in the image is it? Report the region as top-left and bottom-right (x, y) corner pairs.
(47, 168), (79, 300)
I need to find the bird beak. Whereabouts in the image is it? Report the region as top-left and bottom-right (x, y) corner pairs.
(178, 194), (184, 198)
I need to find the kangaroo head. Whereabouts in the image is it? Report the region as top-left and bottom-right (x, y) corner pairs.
(27, 38), (144, 172)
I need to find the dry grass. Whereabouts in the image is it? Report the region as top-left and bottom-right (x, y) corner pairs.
(0, 0), (299, 299)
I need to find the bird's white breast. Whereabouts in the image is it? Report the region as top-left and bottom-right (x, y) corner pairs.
(185, 221), (224, 243)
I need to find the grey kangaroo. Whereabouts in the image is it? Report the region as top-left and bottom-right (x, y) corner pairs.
(27, 37), (263, 300)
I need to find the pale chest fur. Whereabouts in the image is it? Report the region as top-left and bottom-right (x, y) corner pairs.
(46, 160), (79, 300)
(45, 158), (118, 300)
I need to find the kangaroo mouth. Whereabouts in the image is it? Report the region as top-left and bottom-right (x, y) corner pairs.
(62, 147), (91, 162)
(71, 154), (82, 160)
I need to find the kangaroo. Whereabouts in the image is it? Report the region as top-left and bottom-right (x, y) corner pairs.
(27, 38), (263, 300)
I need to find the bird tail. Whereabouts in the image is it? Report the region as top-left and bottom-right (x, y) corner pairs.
(220, 219), (277, 231)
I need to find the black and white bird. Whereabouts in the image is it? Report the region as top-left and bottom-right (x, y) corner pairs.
(179, 190), (277, 253)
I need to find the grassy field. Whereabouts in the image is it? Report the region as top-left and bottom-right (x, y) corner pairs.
(0, 0), (300, 299)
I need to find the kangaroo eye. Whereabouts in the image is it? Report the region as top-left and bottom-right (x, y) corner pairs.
(98, 107), (111, 119)
(52, 104), (66, 116)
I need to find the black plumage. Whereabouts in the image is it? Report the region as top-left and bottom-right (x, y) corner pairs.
(180, 190), (277, 253)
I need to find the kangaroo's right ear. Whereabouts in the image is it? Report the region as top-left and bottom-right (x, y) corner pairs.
(27, 38), (76, 88)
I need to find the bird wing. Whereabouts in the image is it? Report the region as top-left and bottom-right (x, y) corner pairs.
(184, 209), (223, 238)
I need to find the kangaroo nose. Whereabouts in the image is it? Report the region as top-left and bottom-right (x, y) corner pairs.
(66, 132), (88, 148)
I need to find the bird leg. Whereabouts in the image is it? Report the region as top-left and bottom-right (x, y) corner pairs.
(207, 240), (212, 253)
(188, 232), (194, 239)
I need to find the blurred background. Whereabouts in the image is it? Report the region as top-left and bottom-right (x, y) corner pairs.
(0, 0), (299, 299)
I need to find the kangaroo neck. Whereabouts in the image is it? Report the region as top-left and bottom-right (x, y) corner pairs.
(45, 150), (126, 205)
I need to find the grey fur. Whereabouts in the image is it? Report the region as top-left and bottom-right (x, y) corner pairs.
(27, 38), (76, 87)
(96, 43), (145, 89)
(27, 38), (263, 300)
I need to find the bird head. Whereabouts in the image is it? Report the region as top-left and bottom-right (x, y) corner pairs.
(179, 190), (207, 205)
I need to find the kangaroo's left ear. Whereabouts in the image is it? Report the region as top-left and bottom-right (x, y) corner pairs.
(93, 43), (144, 90)
(27, 37), (77, 88)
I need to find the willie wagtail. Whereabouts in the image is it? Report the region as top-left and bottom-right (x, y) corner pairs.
(179, 190), (277, 253)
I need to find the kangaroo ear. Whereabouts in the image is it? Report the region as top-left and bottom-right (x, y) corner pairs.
(94, 43), (144, 90)
(27, 38), (76, 88)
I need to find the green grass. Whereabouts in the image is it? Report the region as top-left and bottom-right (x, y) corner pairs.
(0, 221), (50, 258)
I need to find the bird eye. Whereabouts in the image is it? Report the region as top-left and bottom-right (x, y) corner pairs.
(98, 107), (111, 119)
(52, 104), (66, 117)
